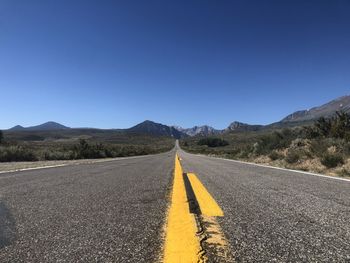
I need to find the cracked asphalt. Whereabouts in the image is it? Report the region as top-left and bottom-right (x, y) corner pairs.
(0, 152), (174, 262)
(178, 150), (350, 263)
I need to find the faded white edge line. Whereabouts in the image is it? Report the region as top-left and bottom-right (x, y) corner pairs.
(0, 154), (155, 175)
(0, 164), (69, 174)
(191, 153), (350, 183)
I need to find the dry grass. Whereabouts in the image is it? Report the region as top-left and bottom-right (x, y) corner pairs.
(250, 157), (349, 179)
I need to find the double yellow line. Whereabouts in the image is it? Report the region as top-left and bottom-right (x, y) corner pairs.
(163, 154), (224, 263)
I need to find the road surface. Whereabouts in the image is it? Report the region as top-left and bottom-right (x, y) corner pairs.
(0, 153), (174, 262)
(1, 147), (349, 262)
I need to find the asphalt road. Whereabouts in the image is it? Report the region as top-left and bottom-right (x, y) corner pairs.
(1, 148), (349, 262)
(178, 149), (350, 262)
(0, 152), (174, 263)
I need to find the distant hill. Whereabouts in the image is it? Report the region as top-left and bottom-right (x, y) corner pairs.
(127, 120), (185, 139)
(225, 95), (350, 131)
(174, 125), (220, 136)
(225, 121), (263, 132)
(8, 121), (70, 131)
(8, 125), (25, 131)
(280, 95), (350, 123)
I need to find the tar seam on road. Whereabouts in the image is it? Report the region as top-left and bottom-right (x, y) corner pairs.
(163, 154), (232, 263)
(183, 173), (202, 215)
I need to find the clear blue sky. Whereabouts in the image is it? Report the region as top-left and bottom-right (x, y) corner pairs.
(1, 0), (350, 129)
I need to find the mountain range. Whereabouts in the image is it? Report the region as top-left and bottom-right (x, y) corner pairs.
(127, 120), (183, 138)
(280, 95), (350, 123)
(8, 121), (70, 131)
(173, 125), (220, 136)
(6, 95), (350, 138)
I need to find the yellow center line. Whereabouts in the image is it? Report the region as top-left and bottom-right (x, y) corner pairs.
(187, 173), (224, 217)
(163, 154), (203, 263)
(163, 154), (229, 262)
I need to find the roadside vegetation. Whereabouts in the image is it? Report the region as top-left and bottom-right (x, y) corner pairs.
(0, 130), (174, 162)
(197, 137), (229, 147)
(181, 112), (350, 178)
(0, 130), (3, 144)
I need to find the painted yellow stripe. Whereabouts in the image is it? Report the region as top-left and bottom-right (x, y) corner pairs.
(163, 155), (204, 263)
(201, 215), (234, 261)
(187, 173), (223, 217)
